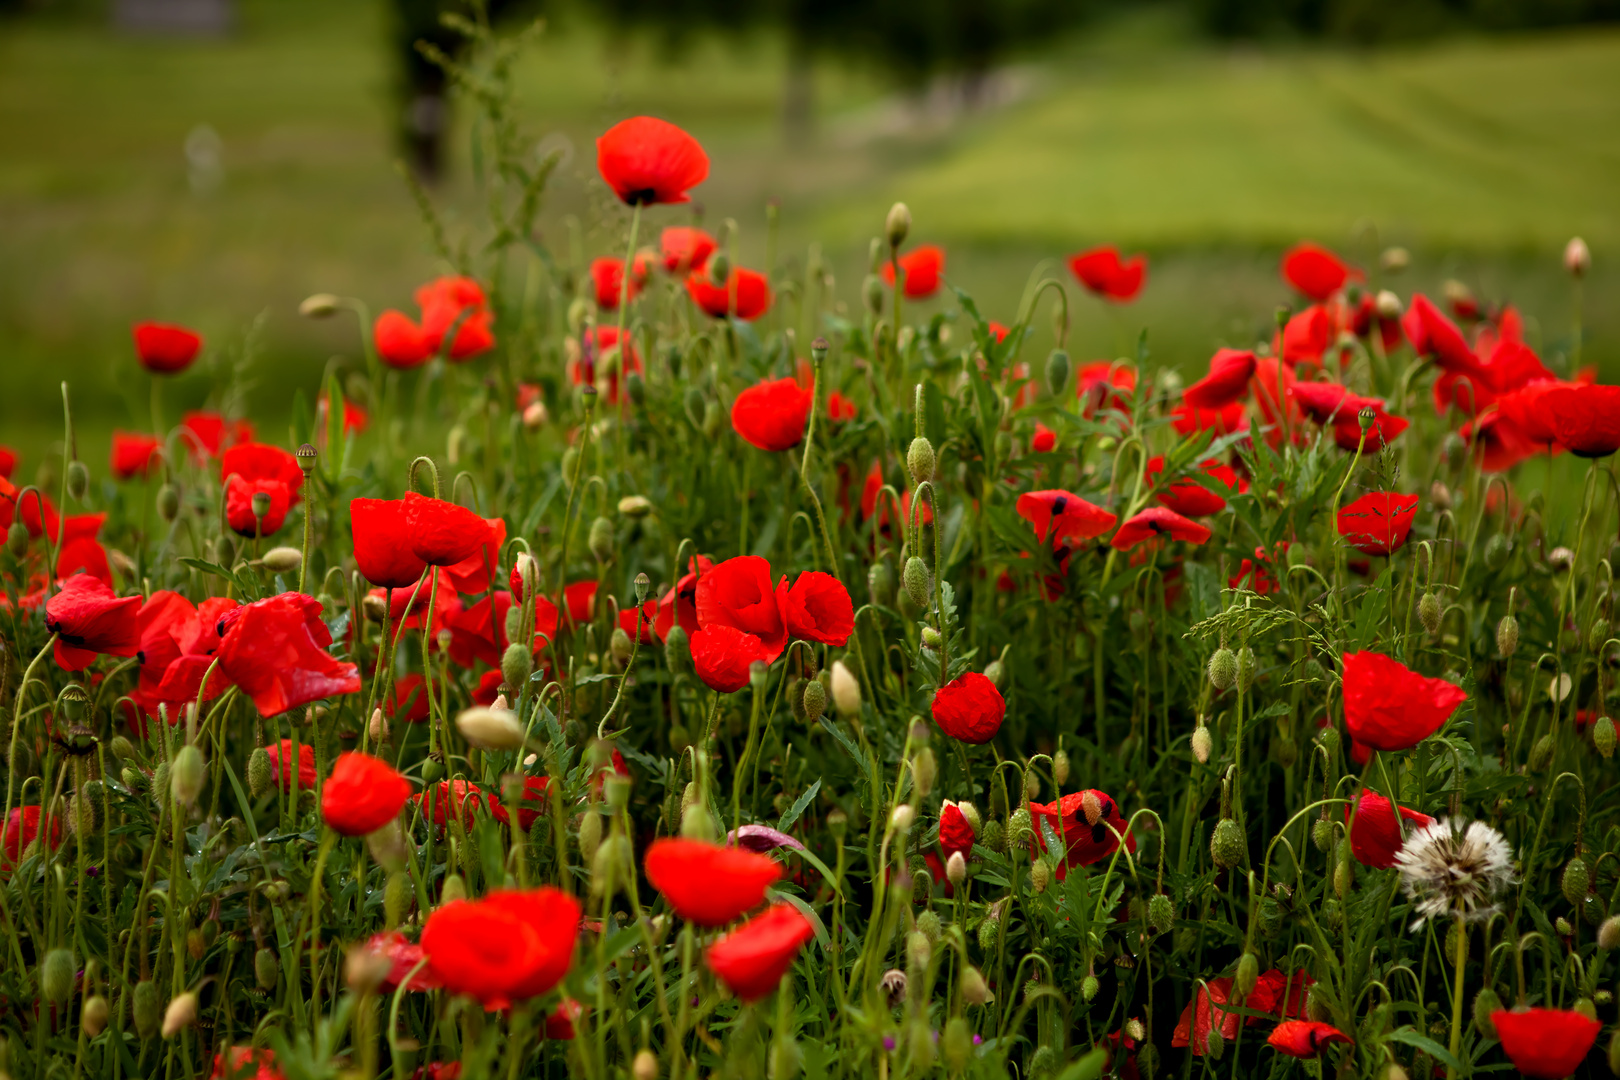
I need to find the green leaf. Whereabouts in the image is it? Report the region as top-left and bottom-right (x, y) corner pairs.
(1055, 1047), (1109, 1080)
(1388, 1028), (1464, 1074)
(777, 779), (822, 834)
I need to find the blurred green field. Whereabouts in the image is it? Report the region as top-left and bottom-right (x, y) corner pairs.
(0, 0), (1615, 475)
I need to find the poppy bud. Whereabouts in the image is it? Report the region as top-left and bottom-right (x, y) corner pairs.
(133, 980), (161, 1038)
(1550, 545), (1575, 573)
(825, 660), (860, 718)
(867, 560), (895, 607)
(41, 947), (74, 1005)
(1610, 1029), (1620, 1078)
(1590, 618), (1611, 653)
(609, 627), (633, 667)
(1030, 859), (1052, 893)
(120, 765), (147, 795)
(1483, 532), (1510, 571)
(1418, 592), (1442, 636)
(439, 872), (467, 905)
(890, 803), (916, 833)
(972, 916), (1000, 954)
(1207, 647), (1237, 691)
(1596, 716), (1616, 759)
(1233, 952), (1259, 1001)
(82, 993), (109, 1037)
(1045, 348), (1071, 397)
(1333, 858), (1353, 898)
(633, 1049), (659, 1080)
(162, 991), (197, 1038)
(457, 706), (525, 751)
(6, 521), (27, 557)
(801, 678), (826, 722)
(1192, 721), (1212, 764)
(1311, 816), (1336, 853)
(246, 944), (279, 992)
(884, 201), (912, 249)
(907, 436), (935, 487)
(591, 832), (631, 896)
(383, 870), (410, 928)
(1234, 646), (1256, 694)
(1465, 985), (1503, 1037)
(1211, 818), (1246, 869)
(1374, 289), (1403, 319)
(701, 399), (723, 438)
(1204, 1027), (1224, 1061)
(1139, 893), (1172, 937)
(1573, 995), (1597, 1021)
(66, 460), (89, 501)
(172, 744), (205, 807)
(1562, 856), (1591, 906)
(152, 762), (170, 808)
(261, 546), (302, 575)
(1530, 733), (1554, 772)
(1566, 236), (1591, 278)
(299, 292), (341, 318)
(902, 556), (931, 608)
(706, 252), (730, 287)
(588, 516), (614, 563)
(367, 707), (390, 745)
(658, 624), (691, 676)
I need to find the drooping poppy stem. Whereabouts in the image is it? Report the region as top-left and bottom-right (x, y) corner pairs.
(615, 200), (643, 438)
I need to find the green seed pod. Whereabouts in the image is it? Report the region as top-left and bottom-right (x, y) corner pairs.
(984, 658), (1005, 689)
(867, 560), (895, 607)
(1204, 1027), (1225, 1061)
(1208, 647), (1237, 691)
(171, 744), (204, 806)
(247, 746), (272, 798)
(7, 520), (29, 557)
(109, 735), (135, 762)
(133, 979), (161, 1038)
(1233, 953), (1259, 1001)
(82, 993), (109, 1037)
(501, 641), (533, 690)
(1595, 716), (1616, 759)
(41, 947), (74, 1005)
(609, 626), (633, 667)
(1318, 725), (1341, 758)
(384, 871), (411, 928)
(255, 946), (279, 991)
(801, 679), (826, 722)
(981, 819), (1006, 853)
(862, 274), (885, 316)
(1472, 986), (1503, 1037)
(1211, 818), (1246, 869)
(664, 625), (691, 674)
(1030, 859), (1052, 893)
(902, 556), (931, 608)
(420, 756), (444, 784)
(977, 916), (1000, 954)
(1484, 532), (1510, 571)
(942, 1017), (971, 1073)
(1234, 647), (1257, 694)
(624, 370), (646, 407)
(911, 748), (937, 798)
(1590, 618), (1612, 653)
(907, 436), (936, 486)
(1045, 349), (1071, 397)
(1008, 808), (1032, 846)
(66, 460), (89, 500)
(151, 762), (170, 809)
(587, 516), (614, 563)
(916, 909), (942, 947)
(1312, 818), (1336, 853)
(1419, 592), (1442, 635)
(1530, 733), (1555, 772)
(1149, 893), (1174, 935)
(701, 400), (723, 439)
(440, 873), (467, 904)
(1575, 996), (1598, 1021)
(1496, 614), (1519, 657)
(578, 810), (603, 862)
(156, 483), (180, 523)
(1563, 856), (1591, 906)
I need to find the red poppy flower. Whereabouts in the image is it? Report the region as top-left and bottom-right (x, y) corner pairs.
(402, 491), (491, 568)
(1461, 410), (1538, 473)
(351, 932), (442, 993)
(180, 411), (253, 463)
(1342, 651), (1466, 752)
(421, 887), (581, 1011)
(1111, 507), (1212, 551)
(1267, 1020), (1351, 1058)
(686, 267), (771, 320)
(1281, 243), (1352, 301)
(1031, 422), (1056, 454)
(1491, 1008), (1600, 1079)
(1331, 406), (1408, 452)
(644, 838), (783, 927)
(783, 571), (854, 646)
(416, 276), (495, 362)
(731, 378), (812, 452)
(1540, 383), (1620, 458)
(695, 556), (789, 661)
(386, 673), (432, 723)
(1249, 358), (1299, 432)
(322, 752), (411, 836)
(1077, 362), (1137, 417)
(1230, 544), (1282, 596)
(1290, 382), (1378, 425)
(1146, 457), (1241, 518)
(442, 516), (504, 595)
(691, 624), (770, 694)
(931, 672), (1004, 744)
(220, 442), (304, 537)
(1402, 294), (1481, 377)
(316, 394), (368, 440)
(1346, 790), (1432, 869)
(265, 739), (317, 792)
(596, 116), (709, 206)
(487, 775), (551, 831)
(133, 321), (202, 374)
(1028, 789), (1133, 876)
(110, 432), (162, 480)
(1068, 246), (1146, 302)
(0, 446), (14, 479)
(1250, 969), (1314, 1021)
(375, 310), (434, 370)
(1183, 349), (1258, 410)
(1335, 492), (1418, 557)
(619, 600), (658, 645)
(1171, 401), (1247, 436)
(1172, 978), (1240, 1055)
(561, 580), (597, 628)
(705, 903), (814, 1002)
(416, 779), (485, 828)
(590, 254), (653, 310)
(448, 591), (546, 669)
(45, 574), (142, 671)
(350, 498), (429, 590)
(654, 555), (713, 641)
(2, 805), (63, 869)
(660, 226), (717, 273)
(939, 800), (975, 860)
(827, 391), (857, 422)
(545, 999), (584, 1040)
(216, 592), (361, 718)
(1495, 380), (1566, 448)
(1015, 490), (1118, 548)
(881, 245), (945, 299)
(211, 1047), (286, 1080)
(568, 326), (644, 406)
(1276, 304), (1336, 367)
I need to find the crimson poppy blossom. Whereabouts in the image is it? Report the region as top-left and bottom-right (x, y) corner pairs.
(827, 391), (857, 422)
(596, 116), (709, 206)
(1145, 457), (1242, 518)
(417, 276), (496, 362)
(783, 571), (854, 646)
(1250, 969), (1314, 1022)
(1032, 422), (1056, 453)
(1172, 977), (1240, 1055)
(1077, 362), (1137, 417)
(1028, 789), (1134, 876)
(1183, 349), (1258, 410)
(1276, 304), (1336, 367)
(590, 255), (652, 310)
(265, 739), (317, 792)
(1495, 380), (1566, 449)
(881, 245), (945, 299)
(421, 887), (581, 1011)
(1335, 492), (1419, 557)
(931, 672), (1004, 744)
(1540, 383), (1620, 458)
(1347, 790), (1432, 869)
(316, 394), (368, 439)
(691, 624), (769, 694)
(45, 574), (142, 671)
(0, 445), (14, 479)
(2, 806), (63, 869)
(1267, 1020), (1351, 1058)
(619, 600), (658, 645)
(686, 267), (771, 320)
(545, 999), (584, 1040)
(416, 780), (486, 828)
(1111, 507), (1212, 551)
(402, 491), (491, 567)
(322, 752), (411, 836)
(211, 1047), (286, 1080)
(654, 555), (713, 641)
(350, 932), (442, 993)
(1402, 294), (1482, 377)
(1461, 410), (1538, 473)
(644, 838), (782, 926)
(560, 580), (598, 629)
(442, 516), (505, 595)
(220, 442), (304, 537)
(1171, 401), (1247, 436)
(487, 775), (552, 831)
(385, 673), (432, 723)
(1291, 382), (1379, 425)
(1068, 246), (1146, 302)
(133, 321), (203, 374)
(731, 378), (812, 452)
(660, 226), (717, 273)
(1281, 243), (1352, 301)
(375, 310), (434, 369)
(939, 800), (975, 860)
(695, 556), (789, 661)
(1015, 490), (1118, 548)
(568, 326), (644, 406)
(1491, 1008), (1601, 1079)
(350, 498), (429, 590)
(180, 411), (253, 463)
(705, 903), (814, 1002)
(1330, 404), (1409, 452)
(1342, 651), (1466, 752)
(216, 592), (361, 718)
(110, 432), (162, 480)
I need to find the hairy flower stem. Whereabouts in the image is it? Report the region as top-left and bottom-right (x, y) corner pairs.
(3, 634), (58, 839)
(1450, 916), (1468, 1060)
(615, 201), (642, 443)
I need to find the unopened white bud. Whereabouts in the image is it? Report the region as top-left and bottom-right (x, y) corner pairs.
(456, 707), (525, 750)
(945, 851), (967, 888)
(890, 804), (915, 833)
(830, 661), (861, 717)
(161, 992), (197, 1038)
(368, 708), (389, 743)
(1565, 237), (1591, 278)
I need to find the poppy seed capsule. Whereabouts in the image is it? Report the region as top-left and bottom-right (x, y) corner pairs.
(250, 490), (273, 521)
(171, 744), (205, 807)
(1419, 592), (1442, 635)
(262, 546), (302, 574)
(1234, 646), (1256, 693)
(1208, 647), (1237, 691)
(133, 980), (161, 1038)
(255, 946), (279, 990)
(907, 436), (935, 487)
(1595, 716), (1616, 758)
(1211, 818), (1246, 869)
(66, 460), (89, 500)
(6, 520), (27, 557)
(587, 516), (614, 563)
(1045, 348), (1071, 397)
(156, 483), (180, 522)
(1530, 733), (1555, 772)
(902, 556), (931, 608)
(1562, 856), (1591, 905)
(41, 947), (74, 1004)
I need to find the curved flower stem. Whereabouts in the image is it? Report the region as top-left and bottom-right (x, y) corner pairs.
(3, 633), (58, 839)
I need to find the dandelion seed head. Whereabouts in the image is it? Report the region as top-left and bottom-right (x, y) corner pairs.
(1393, 817), (1515, 927)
